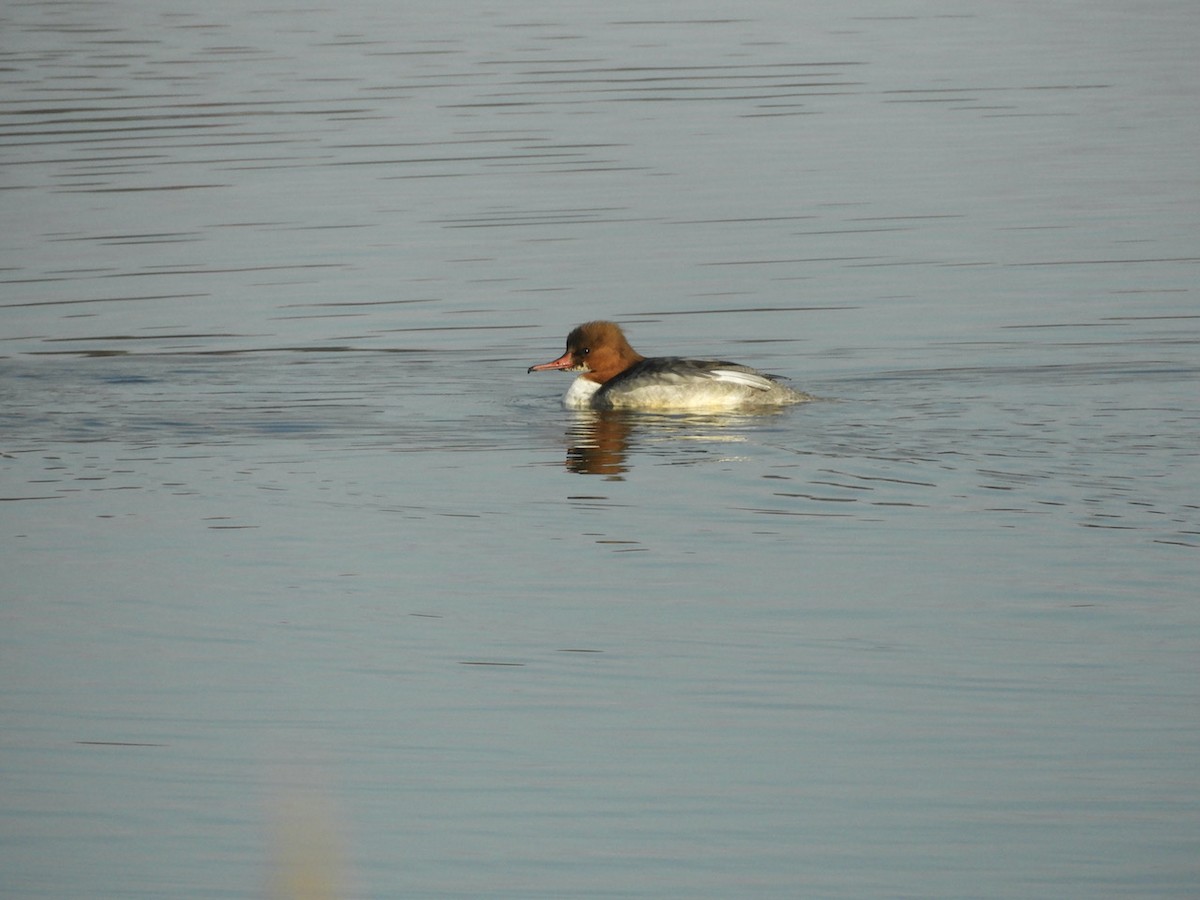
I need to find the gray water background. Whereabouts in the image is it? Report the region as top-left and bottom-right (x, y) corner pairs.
(2, 1), (1198, 897)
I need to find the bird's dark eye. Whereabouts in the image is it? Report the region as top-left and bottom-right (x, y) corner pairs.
(580, 346), (590, 355)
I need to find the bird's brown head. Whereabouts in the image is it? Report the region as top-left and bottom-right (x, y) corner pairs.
(527, 321), (644, 384)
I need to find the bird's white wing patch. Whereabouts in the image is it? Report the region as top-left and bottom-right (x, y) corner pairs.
(707, 368), (775, 391)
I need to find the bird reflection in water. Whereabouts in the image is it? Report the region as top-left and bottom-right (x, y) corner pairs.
(564, 411), (634, 477)
(560, 408), (796, 478)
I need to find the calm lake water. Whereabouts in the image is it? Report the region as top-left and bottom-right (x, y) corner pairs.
(2, 1), (1198, 897)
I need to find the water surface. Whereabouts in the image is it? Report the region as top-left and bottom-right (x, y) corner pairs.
(2, 1), (1198, 897)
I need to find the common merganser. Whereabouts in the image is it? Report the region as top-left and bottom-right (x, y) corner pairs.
(527, 320), (812, 411)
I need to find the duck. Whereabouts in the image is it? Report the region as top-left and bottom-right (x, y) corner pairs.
(527, 320), (811, 411)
